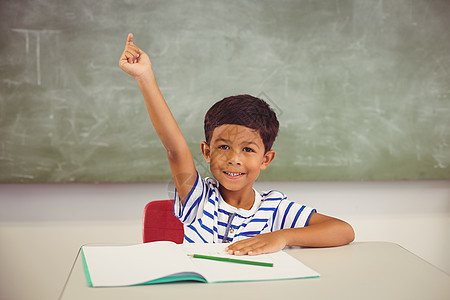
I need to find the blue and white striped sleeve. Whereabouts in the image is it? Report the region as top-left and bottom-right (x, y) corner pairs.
(173, 172), (208, 225)
(274, 200), (316, 230)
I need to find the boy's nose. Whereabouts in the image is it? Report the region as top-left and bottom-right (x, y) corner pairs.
(226, 150), (241, 165)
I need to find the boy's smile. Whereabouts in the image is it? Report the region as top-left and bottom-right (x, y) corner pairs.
(201, 124), (275, 208)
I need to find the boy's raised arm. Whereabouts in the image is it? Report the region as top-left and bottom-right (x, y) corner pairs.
(119, 33), (196, 203)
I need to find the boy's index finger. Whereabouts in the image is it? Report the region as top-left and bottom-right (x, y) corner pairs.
(126, 33), (134, 45)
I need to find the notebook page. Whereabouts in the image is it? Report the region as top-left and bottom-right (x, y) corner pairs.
(83, 241), (200, 287)
(180, 243), (320, 283)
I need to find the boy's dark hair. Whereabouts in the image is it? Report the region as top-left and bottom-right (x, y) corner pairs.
(204, 94), (279, 152)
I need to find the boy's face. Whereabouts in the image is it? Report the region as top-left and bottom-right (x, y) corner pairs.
(201, 124), (275, 195)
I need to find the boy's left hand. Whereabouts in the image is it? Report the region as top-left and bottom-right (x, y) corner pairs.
(225, 231), (288, 256)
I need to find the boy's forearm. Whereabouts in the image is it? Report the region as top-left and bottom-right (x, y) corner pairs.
(282, 218), (355, 248)
(135, 71), (188, 154)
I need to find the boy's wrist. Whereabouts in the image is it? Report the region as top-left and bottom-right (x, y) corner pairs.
(135, 69), (156, 84)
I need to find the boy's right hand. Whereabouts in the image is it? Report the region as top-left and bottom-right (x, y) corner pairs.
(119, 33), (152, 79)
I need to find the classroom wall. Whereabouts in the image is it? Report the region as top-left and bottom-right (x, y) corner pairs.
(0, 181), (449, 300)
(1, 0), (449, 182)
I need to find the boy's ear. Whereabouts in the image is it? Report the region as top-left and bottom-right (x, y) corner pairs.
(260, 150), (275, 170)
(200, 141), (211, 164)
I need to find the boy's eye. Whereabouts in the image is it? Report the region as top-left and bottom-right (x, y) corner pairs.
(218, 145), (229, 150)
(243, 147), (254, 153)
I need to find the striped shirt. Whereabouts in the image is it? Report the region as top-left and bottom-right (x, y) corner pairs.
(174, 172), (316, 243)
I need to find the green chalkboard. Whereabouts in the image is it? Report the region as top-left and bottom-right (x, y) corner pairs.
(0, 0), (449, 182)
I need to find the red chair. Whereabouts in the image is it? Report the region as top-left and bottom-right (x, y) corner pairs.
(143, 200), (184, 244)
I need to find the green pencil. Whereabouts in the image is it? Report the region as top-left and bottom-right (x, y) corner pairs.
(189, 254), (273, 267)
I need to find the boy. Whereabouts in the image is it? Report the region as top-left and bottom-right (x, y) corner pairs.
(119, 33), (354, 255)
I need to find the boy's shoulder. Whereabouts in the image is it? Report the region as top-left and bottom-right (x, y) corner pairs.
(203, 176), (219, 189)
(259, 189), (287, 202)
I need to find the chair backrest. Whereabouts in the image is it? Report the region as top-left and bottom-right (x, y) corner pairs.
(143, 200), (184, 244)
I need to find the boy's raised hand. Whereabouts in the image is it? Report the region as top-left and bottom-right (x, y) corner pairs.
(119, 33), (152, 79)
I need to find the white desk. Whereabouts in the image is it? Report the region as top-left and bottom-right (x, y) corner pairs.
(59, 242), (449, 300)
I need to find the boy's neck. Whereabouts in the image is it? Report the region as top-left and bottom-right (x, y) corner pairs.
(219, 186), (255, 210)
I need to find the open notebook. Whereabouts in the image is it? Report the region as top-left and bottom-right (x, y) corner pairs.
(81, 241), (320, 287)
